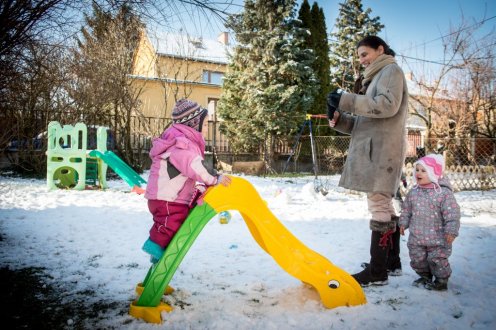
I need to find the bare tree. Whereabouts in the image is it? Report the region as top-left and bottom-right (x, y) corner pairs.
(0, 0), (68, 57)
(1, 0), (240, 174)
(0, 0), (74, 154)
(69, 3), (146, 169)
(406, 16), (495, 164)
(2, 41), (73, 173)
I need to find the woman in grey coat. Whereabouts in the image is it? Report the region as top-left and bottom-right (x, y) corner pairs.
(327, 36), (408, 287)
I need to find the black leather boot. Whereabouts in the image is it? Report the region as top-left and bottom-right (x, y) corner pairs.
(387, 216), (402, 276)
(361, 219), (402, 276)
(352, 229), (391, 287)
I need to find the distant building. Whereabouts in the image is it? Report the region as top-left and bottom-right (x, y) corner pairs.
(130, 30), (231, 136)
(404, 73), (428, 158)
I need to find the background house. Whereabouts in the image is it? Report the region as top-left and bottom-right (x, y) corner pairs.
(404, 73), (428, 159)
(130, 30), (231, 142)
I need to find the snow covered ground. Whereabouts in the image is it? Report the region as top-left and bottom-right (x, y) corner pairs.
(0, 173), (495, 329)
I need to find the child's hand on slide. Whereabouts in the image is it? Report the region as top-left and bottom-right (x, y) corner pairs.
(217, 175), (232, 186)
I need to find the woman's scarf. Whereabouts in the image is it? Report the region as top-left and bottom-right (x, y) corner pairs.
(354, 54), (396, 94)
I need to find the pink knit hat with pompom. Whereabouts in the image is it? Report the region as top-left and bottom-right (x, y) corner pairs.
(414, 153), (445, 184)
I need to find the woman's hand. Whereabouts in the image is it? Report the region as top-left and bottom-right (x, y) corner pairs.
(328, 111), (340, 128)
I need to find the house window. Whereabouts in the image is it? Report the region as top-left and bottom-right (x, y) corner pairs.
(202, 70), (224, 85)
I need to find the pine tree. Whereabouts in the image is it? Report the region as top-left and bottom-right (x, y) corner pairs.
(298, 1), (331, 116)
(312, 4), (331, 111)
(329, 0), (383, 92)
(218, 0), (317, 168)
(298, 0), (313, 42)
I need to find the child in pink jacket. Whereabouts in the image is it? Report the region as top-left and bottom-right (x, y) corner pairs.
(143, 99), (231, 263)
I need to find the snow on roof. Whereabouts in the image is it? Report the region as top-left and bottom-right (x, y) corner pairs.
(147, 30), (231, 64)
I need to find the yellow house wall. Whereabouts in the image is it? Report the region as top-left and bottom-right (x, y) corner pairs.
(130, 78), (222, 141)
(130, 31), (227, 137)
(131, 78), (222, 118)
(132, 32), (157, 77)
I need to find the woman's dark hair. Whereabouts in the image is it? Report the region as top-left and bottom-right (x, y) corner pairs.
(357, 36), (395, 56)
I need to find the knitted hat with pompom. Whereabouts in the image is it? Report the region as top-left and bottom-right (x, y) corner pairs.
(414, 153), (445, 185)
(172, 99), (208, 132)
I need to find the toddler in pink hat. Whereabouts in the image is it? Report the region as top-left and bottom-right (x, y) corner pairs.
(413, 153), (445, 189)
(399, 153), (460, 291)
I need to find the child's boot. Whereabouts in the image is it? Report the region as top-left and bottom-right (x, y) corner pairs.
(412, 272), (432, 287)
(425, 277), (448, 291)
(142, 238), (164, 263)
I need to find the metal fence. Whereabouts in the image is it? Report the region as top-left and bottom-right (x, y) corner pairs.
(290, 135), (496, 191)
(3, 111), (495, 191)
(203, 122), (495, 191)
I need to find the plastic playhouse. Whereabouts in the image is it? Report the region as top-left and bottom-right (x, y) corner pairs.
(129, 176), (366, 324)
(46, 121), (146, 191)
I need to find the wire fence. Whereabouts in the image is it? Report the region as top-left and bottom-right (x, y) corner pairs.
(3, 111), (495, 191)
(290, 135), (496, 192)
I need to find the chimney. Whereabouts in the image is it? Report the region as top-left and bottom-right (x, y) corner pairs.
(217, 32), (229, 45)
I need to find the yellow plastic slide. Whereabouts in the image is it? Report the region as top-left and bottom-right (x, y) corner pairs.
(203, 176), (366, 308)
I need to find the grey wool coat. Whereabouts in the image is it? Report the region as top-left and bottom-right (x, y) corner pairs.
(334, 63), (408, 195)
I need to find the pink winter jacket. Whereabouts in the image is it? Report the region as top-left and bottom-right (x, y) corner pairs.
(145, 124), (218, 204)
